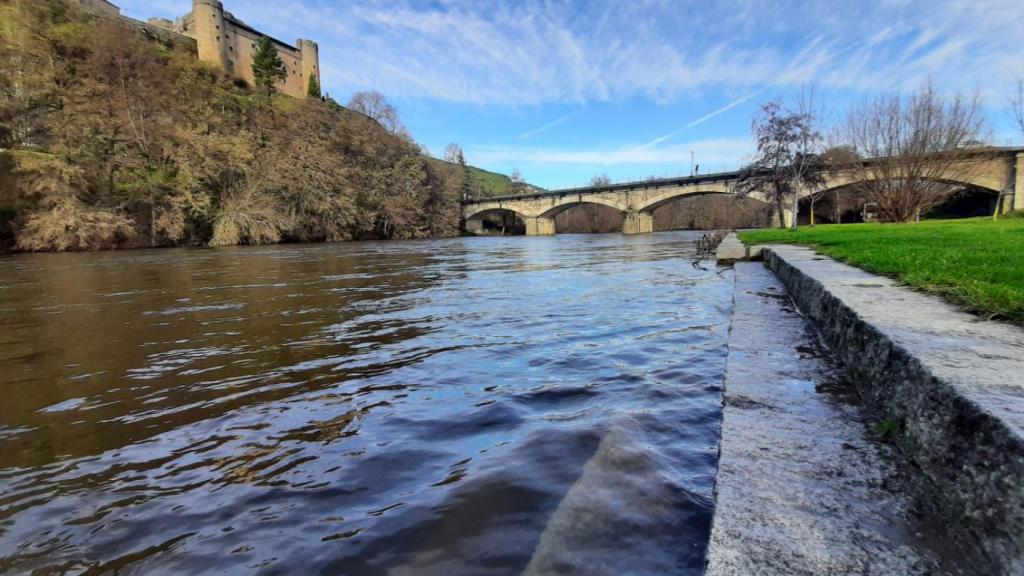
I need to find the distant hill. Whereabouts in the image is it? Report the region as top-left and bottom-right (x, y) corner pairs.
(426, 158), (543, 198)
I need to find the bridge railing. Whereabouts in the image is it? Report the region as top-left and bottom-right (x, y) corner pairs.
(549, 166), (746, 195)
(462, 168), (746, 204)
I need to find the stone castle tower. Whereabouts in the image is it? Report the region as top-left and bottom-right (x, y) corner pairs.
(83, 0), (322, 99)
(173, 0), (321, 99)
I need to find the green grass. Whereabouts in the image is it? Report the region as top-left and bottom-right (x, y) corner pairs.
(467, 166), (519, 197)
(425, 158), (537, 197)
(739, 215), (1024, 324)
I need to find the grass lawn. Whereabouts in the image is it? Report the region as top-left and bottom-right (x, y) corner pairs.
(738, 214), (1024, 325)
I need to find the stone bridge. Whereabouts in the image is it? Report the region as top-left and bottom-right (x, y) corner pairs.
(462, 148), (1024, 235)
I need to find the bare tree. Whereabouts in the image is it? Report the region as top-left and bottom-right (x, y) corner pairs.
(508, 168), (526, 194)
(589, 173), (612, 187)
(735, 95), (825, 229)
(347, 91), (410, 139)
(443, 142), (463, 164)
(1012, 80), (1024, 137)
(836, 81), (988, 223)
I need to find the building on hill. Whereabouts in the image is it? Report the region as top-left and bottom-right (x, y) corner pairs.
(164, 1), (321, 99)
(75, 0), (322, 100)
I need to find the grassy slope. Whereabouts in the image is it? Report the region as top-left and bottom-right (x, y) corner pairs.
(468, 166), (518, 196)
(739, 215), (1024, 324)
(425, 158), (526, 197)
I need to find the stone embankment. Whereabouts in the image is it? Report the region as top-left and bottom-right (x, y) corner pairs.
(713, 233), (761, 263)
(710, 234), (1024, 575)
(708, 262), (951, 575)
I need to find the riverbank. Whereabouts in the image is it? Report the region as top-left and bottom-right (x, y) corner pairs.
(738, 216), (1024, 324)
(710, 238), (1024, 574)
(708, 262), (954, 575)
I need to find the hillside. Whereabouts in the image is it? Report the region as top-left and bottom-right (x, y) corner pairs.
(0, 0), (464, 251)
(425, 158), (538, 198)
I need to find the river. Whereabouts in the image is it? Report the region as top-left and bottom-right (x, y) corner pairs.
(0, 232), (733, 575)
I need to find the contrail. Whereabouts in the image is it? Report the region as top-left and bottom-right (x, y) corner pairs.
(644, 87), (768, 149)
(520, 113), (575, 139)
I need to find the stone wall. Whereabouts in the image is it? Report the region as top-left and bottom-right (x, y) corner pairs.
(761, 245), (1024, 574)
(175, 1), (320, 99)
(87, 0), (321, 100)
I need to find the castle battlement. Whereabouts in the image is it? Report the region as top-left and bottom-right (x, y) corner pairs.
(75, 0), (322, 100)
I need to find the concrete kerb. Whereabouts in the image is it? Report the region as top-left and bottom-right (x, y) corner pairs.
(715, 232), (762, 263)
(760, 244), (1024, 574)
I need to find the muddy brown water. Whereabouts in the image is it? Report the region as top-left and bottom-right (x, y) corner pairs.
(0, 232), (732, 575)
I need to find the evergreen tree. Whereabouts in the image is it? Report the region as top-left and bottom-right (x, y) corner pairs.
(307, 74), (321, 99)
(457, 151), (473, 200)
(251, 37), (286, 97)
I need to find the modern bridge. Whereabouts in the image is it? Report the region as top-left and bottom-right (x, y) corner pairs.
(461, 148), (1024, 235)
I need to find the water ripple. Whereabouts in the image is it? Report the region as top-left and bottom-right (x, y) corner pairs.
(0, 232), (732, 574)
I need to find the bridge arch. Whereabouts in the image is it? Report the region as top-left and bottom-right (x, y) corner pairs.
(463, 205), (529, 221)
(537, 198), (627, 219)
(818, 174), (1005, 197)
(463, 207), (528, 235)
(633, 183), (739, 213)
(809, 176), (1007, 223)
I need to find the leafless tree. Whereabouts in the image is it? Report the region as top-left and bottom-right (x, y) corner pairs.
(508, 168), (527, 194)
(835, 81), (989, 222)
(347, 91), (411, 139)
(443, 142), (464, 164)
(734, 93), (825, 229)
(1012, 80), (1024, 137)
(589, 173), (612, 187)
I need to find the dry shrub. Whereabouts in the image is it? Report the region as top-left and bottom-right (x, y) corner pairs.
(11, 151), (135, 250)
(1, 1), (464, 252)
(210, 182), (292, 246)
(17, 196), (135, 251)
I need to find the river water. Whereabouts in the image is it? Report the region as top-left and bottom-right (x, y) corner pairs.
(0, 232), (733, 575)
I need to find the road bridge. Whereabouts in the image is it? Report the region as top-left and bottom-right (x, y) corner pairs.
(462, 148), (1024, 235)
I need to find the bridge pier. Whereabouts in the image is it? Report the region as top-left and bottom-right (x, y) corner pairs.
(769, 207), (795, 228)
(622, 211), (653, 235)
(464, 219), (484, 234)
(524, 217), (556, 236)
(1015, 153), (1024, 212)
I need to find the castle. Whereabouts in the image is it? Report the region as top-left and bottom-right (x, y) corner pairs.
(74, 0), (322, 100)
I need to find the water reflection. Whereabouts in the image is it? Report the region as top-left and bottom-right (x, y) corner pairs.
(0, 232), (732, 574)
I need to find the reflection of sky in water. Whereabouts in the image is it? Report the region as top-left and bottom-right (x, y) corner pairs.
(0, 232), (732, 575)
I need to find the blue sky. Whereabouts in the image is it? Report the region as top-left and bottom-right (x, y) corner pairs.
(118, 0), (1024, 189)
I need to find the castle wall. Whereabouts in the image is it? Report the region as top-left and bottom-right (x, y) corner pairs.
(299, 40), (321, 96)
(174, 0), (320, 99)
(225, 25), (307, 98)
(78, 0), (322, 99)
(189, 0), (229, 72)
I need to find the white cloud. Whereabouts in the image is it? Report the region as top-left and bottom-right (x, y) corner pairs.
(114, 0), (1024, 107)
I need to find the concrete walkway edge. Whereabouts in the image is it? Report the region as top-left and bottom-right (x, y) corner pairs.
(761, 245), (1024, 575)
(707, 262), (947, 575)
(714, 232), (762, 263)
